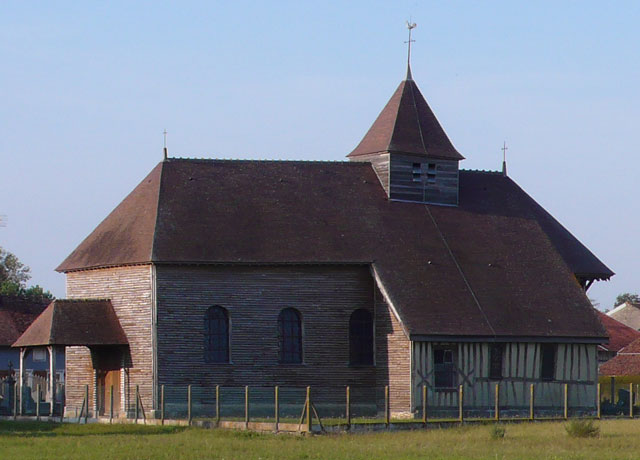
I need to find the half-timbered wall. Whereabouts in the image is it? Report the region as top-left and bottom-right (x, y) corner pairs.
(389, 154), (458, 206)
(412, 342), (598, 415)
(65, 265), (153, 417)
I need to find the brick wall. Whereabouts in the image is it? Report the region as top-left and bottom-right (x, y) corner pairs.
(65, 265), (153, 417)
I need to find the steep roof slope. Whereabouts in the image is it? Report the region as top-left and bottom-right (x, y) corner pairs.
(13, 299), (128, 347)
(0, 296), (50, 346)
(348, 79), (464, 160)
(57, 159), (610, 340)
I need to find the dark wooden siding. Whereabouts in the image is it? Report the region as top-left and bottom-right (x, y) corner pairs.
(389, 154), (458, 206)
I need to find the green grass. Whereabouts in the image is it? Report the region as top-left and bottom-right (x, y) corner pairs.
(3, 419), (640, 459)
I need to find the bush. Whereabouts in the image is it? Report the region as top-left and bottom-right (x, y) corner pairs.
(565, 419), (599, 438)
(490, 424), (505, 440)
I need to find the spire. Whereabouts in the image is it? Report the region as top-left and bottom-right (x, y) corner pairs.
(348, 78), (464, 160)
(501, 141), (508, 176)
(163, 129), (168, 161)
(405, 21), (417, 81)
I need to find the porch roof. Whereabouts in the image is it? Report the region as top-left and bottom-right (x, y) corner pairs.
(12, 299), (128, 347)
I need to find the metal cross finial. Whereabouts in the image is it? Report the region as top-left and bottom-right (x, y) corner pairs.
(501, 141), (508, 176)
(163, 129), (168, 160)
(405, 21), (417, 80)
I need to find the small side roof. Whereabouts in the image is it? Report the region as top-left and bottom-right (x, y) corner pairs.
(600, 337), (640, 376)
(596, 311), (640, 352)
(12, 299), (128, 347)
(0, 296), (50, 346)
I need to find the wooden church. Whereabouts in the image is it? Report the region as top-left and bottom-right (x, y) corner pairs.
(15, 53), (613, 419)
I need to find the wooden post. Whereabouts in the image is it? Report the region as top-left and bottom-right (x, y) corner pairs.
(48, 345), (56, 417)
(84, 384), (89, 423)
(135, 385), (139, 423)
(160, 385), (165, 425)
(564, 384), (568, 420)
(495, 383), (499, 421)
(630, 383), (634, 418)
(188, 384), (192, 426)
(13, 382), (18, 420)
(611, 376), (615, 403)
(109, 385), (114, 424)
(459, 385), (463, 422)
(384, 385), (390, 426)
(345, 386), (351, 429)
(597, 383), (601, 419)
(215, 385), (220, 424)
(244, 385), (249, 429)
(18, 348), (25, 416)
(275, 386), (279, 432)
(422, 385), (427, 424)
(306, 386), (312, 433)
(529, 384), (534, 420)
(36, 383), (41, 421)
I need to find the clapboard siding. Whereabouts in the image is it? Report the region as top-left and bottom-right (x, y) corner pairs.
(350, 153), (390, 194)
(412, 342), (597, 413)
(156, 265), (395, 408)
(65, 265), (153, 417)
(389, 154), (458, 206)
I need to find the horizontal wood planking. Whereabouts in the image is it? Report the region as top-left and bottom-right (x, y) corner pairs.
(348, 153), (390, 194)
(65, 265), (153, 417)
(389, 154), (458, 206)
(412, 342), (597, 411)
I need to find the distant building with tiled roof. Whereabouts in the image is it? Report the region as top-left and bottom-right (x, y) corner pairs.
(596, 310), (640, 365)
(18, 56), (614, 419)
(607, 301), (640, 331)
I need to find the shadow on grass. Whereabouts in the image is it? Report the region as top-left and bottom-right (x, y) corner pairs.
(0, 421), (186, 438)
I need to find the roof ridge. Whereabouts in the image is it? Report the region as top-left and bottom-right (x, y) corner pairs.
(166, 158), (360, 164)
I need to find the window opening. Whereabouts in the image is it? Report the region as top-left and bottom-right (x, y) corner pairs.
(205, 306), (229, 363)
(540, 344), (556, 381)
(278, 308), (302, 364)
(349, 309), (374, 365)
(434, 347), (457, 389)
(489, 344), (504, 380)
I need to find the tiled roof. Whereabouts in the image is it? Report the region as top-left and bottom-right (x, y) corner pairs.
(600, 337), (640, 376)
(348, 79), (464, 160)
(12, 299), (128, 347)
(0, 296), (49, 346)
(56, 159), (610, 340)
(596, 311), (640, 352)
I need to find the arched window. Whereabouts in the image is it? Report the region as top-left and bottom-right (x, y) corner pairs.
(205, 306), (229, 363)
(278, 308), (302, 364)
(349, 309), (374, 365)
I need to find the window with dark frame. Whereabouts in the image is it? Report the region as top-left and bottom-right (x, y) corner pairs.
(278, 308), (303, 364)
(434, 347), (457, 389)
(540, 344), (556, 381)
(204, 306), (229, 363)
(489, 344), (504, 380)
(349, 309), (374, 365)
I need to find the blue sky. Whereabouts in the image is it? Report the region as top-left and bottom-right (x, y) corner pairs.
(1, 1), (638, 308)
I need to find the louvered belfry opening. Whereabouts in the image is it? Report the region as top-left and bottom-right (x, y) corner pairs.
(348, 76), (464, 206)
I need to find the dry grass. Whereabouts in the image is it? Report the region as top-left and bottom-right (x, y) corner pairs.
(1, 419), (639, 459)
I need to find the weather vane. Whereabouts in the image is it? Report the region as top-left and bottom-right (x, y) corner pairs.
(405, 20), (417, 80)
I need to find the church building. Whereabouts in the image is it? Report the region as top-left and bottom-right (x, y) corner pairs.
(15, 54), (613, 419)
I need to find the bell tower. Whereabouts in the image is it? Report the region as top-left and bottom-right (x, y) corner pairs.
(347, 24), (464, 206)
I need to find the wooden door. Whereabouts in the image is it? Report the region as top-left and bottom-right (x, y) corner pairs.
(98, 370), (121, 416)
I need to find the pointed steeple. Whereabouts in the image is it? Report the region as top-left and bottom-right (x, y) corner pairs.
(348, 78), (464, 161)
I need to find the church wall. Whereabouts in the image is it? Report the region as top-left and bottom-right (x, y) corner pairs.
(412, 342), (598, 417)
(389, 154), (458, 206)
(65, 265), (153, 417)
(155, 265), (410, 415)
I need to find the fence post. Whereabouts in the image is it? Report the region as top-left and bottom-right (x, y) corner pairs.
(135, 385), (139, 423)
(422, 385), (427, 424)
(160, 385), (165, 425)
(109, 385), (113, 424)
(529, 383), (534, 420)
(384, 385), (390, 426)
(84, 384), (89, 423)
(459, 385), (463, 423)
(306, 386), (312, 433)
(13, 382), (18, 420)
(215, 385), (220, 424)
(345, 386), (350, 430)
(275, 386), (279, 432)
(188, 385), (192, 426)
(611, 376), (615, 403)
(244, 385), (249, 429)
(495, 383), (499, 421)
(36, 383), (41, 421)
(630, 383), (634, 418)
(564, 384), (568, 420)
(596, 383), (601, 419)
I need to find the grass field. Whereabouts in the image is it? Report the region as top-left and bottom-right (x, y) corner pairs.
(1, 419), (640, 459)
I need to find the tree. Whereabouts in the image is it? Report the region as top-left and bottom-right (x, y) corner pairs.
(0, 246), (53, 301)
(614, 293), (640, 307)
